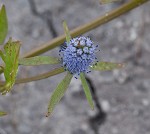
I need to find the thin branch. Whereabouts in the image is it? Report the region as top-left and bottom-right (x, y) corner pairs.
(16, 67), (65, 84)
(22, 0), (149, 58)
(0, 0), (148, 75)
(0, 67), (65, 85)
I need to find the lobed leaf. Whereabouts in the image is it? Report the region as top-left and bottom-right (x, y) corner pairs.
(80, 73), (94, 110)
(0, 111), (7, 117)
(0, 38), (21, 95)
(0, 5), (8, 45)
(19, 56), (60, 66)
(46, 72), (73, 117)
(91, 61), (124, 71)
(63, 20), (71, 44)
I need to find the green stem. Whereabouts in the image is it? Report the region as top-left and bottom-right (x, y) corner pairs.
(0, 67), (65, 85)
(15, 67), (65, 84)
(22, 0), (148, 58)
(0, 0), (149, 76)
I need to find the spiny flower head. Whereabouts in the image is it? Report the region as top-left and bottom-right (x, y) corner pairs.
(60, 36), (98, 75)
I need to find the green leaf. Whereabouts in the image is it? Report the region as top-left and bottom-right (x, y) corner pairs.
(99, 0), (120, 4)
(80, 73), (94, 110)
(0, 38), (21, 95)
(46, 72), (73, 117)
(19, 56), (60, 66)
(63, 20), (71, 44)
(91, 62), (124, 71)
(0, 111), (7, 116)
(0, 5), (8, 45)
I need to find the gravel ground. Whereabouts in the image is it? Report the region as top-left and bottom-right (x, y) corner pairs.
(0, 0), (150, 134)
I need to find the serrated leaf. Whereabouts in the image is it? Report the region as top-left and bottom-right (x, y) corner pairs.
(19, 56), (60, 66)
(91, 62), (124, 71)
(0, 38), (21, 95)
(63, 20), (71, 44)
(0, 111), (7, 116)
(99, 0), (120, 4)
(80, 73), (94, 110)
(0, 5), (8, 45)
(46, 72), (73, 117)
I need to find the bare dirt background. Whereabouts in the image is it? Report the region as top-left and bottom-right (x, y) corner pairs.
(0, 0), (150, 134)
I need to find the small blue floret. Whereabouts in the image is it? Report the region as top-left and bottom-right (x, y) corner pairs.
(60, 36), (99, 75)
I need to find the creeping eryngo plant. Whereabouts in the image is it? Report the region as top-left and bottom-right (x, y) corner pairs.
(46, 21), (124, 116)
(18, 21), (124, 117)
(0, 5), (124, 117)
(1, 0), (147, 117)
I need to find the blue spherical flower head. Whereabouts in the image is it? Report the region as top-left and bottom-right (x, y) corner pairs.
(60, 36), (99, 76)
